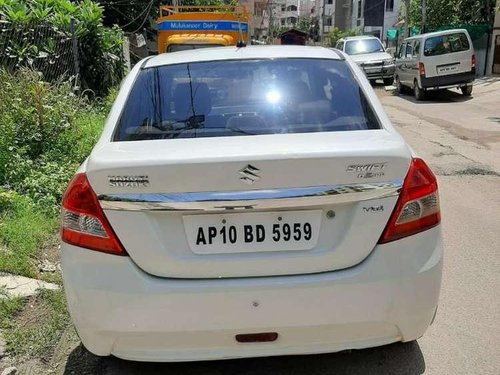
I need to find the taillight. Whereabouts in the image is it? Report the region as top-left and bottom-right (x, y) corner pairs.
(419, 62), (426, 76)
(378, 158), (440, 244)
(61, 173), (126, 255)
(471, 54), (476, 68)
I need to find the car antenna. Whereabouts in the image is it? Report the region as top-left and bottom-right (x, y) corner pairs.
(236, 9), (246, 48)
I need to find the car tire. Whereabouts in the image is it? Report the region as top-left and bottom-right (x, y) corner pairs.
(461, 85), (473, 96)
(414, 80), (426, 101)
(395, 76), (405, 94)
(383, 77), (394, 86)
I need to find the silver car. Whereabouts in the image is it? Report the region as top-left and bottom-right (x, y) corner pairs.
(335, 36), (395, 85)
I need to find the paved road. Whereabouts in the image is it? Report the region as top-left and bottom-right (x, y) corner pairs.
(376, 79), (500, 375)
(60, 79), (500, 375)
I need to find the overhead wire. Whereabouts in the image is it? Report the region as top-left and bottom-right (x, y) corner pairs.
(130, 0), (155, 33)
(120, 0), (155, 29)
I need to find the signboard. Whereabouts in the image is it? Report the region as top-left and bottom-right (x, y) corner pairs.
(158, 21), (248, 32)
(386, 29), (398, 41)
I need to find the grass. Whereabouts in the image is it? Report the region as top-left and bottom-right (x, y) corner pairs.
(0, 291), (25, 330)
(0, 192), (57, 278)
(3, 289), (70, 359)
(0, 71), (112, 367)
(73, 107), (108, 156)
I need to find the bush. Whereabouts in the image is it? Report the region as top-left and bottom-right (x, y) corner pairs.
(0, 68), (108, 212)
(0, 0), (124, 96)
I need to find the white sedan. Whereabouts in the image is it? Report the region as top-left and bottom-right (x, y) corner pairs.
(60, 46), (442, 362)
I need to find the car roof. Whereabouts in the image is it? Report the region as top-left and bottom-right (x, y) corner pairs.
(404, 28), (469, 41)
(341, 36), (380, 41)
(144, 45), (342, 68)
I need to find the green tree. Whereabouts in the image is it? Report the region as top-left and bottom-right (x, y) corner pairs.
(408, 0), (458, 30)
(296, 16), (312, 34)
(327, 27), (360, 47)
(457, 0), (497, 25)
(408, 0), (497, 30)
(101, 0), (239, 34)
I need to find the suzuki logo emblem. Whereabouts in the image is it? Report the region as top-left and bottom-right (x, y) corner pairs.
(239, 165), (261, 185)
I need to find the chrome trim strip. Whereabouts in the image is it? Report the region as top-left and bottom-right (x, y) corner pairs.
(98, 181), (402, 212)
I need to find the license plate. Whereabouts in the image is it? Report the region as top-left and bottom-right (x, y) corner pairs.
(183, 210), (322, 254)
(364, 67), (382, 74)
(437, 65), (459, 75)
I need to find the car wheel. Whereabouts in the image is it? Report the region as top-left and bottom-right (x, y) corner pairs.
(414, 80), (426, 101)
(395, 75), (405, 94)
(461, 85), (473, 96)
(383, 77), (394, 86)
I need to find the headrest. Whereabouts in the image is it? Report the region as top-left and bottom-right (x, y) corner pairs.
(174, 82), (212, 120)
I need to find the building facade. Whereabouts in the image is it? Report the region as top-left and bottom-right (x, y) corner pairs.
(487, 7), (500, 75)
(279, 0), (300, 28)
(252, 0), (301, 41)
(351, 0), (402, 43)
(299, 0), (352, 40)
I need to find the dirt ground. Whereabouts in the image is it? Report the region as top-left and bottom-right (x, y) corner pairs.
(3, 78), (500, 375)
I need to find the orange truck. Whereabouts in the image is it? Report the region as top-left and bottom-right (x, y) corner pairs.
(157, 5), (249, 53)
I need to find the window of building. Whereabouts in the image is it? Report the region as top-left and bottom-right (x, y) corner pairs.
(327, 0), (333, 4)
(281, 18), (286, 26)
(357, 0), (362, 19)
(287, 5), (298, 11)
(386, 0), (394, 12)
(325, 16), (332, 26)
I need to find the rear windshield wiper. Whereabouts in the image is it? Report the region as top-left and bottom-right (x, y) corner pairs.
(226, 126), (258, 136)
(130, 115), (206, 139)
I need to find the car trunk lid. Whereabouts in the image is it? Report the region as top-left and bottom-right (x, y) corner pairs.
(86, 130), (411, 278)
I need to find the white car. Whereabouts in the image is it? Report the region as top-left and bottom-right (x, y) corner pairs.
(335, 36), (396, 85)
(60, 46), (442, 362)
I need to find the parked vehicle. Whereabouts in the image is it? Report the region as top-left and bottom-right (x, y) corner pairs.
(394, 29), (476, 100)
(60, 46), (442, 362)
(156, 5), (249, 53)
(335, 36), (395, 85)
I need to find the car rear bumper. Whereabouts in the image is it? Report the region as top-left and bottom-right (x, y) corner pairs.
(420, 70), (475, 90)
(61, 226), (442, 362)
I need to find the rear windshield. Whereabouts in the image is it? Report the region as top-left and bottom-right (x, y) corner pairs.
(424, 33), (470, 56)
(113, 58), (380, 141)
(344, 39), (384, 55)
(166, 44), (223, 53)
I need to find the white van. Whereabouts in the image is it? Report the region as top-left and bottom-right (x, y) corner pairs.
(394, 29), (475, 100)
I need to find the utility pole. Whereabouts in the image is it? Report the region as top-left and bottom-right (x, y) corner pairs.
(345, 0), (352, 32)
(421, 0), (426, 34)
(403, 0), (411, 38)
(320, 1), (325, 43)
(267, 1), (274, 42)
